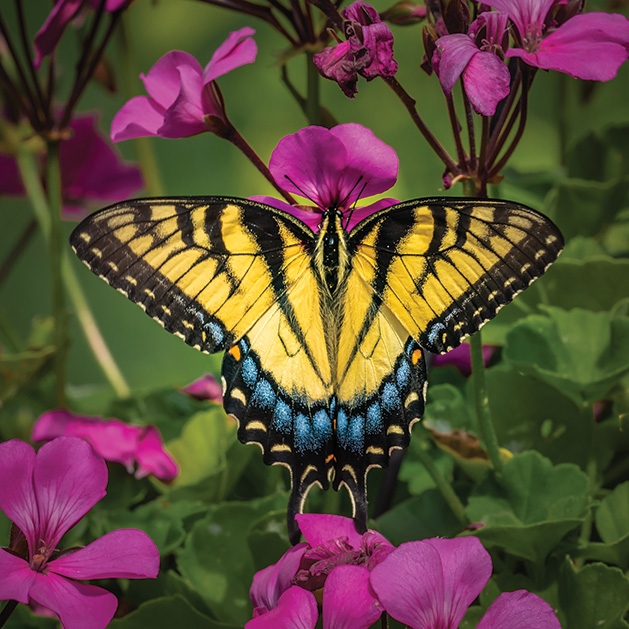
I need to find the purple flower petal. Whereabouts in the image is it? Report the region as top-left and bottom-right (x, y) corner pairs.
(0, 440), (39, 550)
(204, 26), (257, 83)
(110, 96), (166, 141)
(463, 50), (510, 115)
(246, 586), (318, 629)
(50, 529), (159, 580)
(346, 198), (399, 231)
(507, 12), (629, 80)
(33, 437), (107, 550)
(33, 0), (83, 68)
(313, 42), (358, 98)
(248, 196), (323, 231)
(485, 0), (555, 42)
(296, 514), (364, 549)
(370, 537), (492, 628)
(61, 115), (143, 215)
(323, 565), (383, 629)
(477, 591), (561, 629)
(250, 543), (309, 611)
(29, 572), (118, 629)
(357, 21), (398, 79)
(0, 548), (36, 603)
(433, 33), (479, 95)
(135, 426), (179, 480)
(0, 154), (25, 195)
(181, 373), (224, 402)
(343, 1), (380, 23)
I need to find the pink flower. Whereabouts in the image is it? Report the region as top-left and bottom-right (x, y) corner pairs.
(0, 114), (143, 219)
(314, 1), (398, 97)
(34, 0), (128, 68)
(180, 373), (224, 403)
(110, 28), (257, 141)
(485, 0), (629, 80)
(432, 343), (497, 376)
(0, 438), (159, 629)
(433, 12), (511, 115)
(370, 537), (561, 628)
(250, 123), (399, 232)
(247, 514), (392, 628)
(32, 409), (178, 481)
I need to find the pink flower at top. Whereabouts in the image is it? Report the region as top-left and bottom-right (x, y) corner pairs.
(32, 409), (178, 481)
(433, 12), (511, 116)
(251, 123), (399, 232)
(34, 0), (129, 68)
(314, 1), (398, 97)
(0, 438), (159, 629)
(370, 536), (561, 628)
(247, 514), (393, 628)
(110, 28), (257, 142)
(181, 373), (224, 403)
(485, 0), (629, 80)
(0, 114), (143, 219)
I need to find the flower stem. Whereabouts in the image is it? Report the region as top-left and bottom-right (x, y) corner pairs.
(470, 332), (503, 475)
(45, 140), (68, 406)
(414, 441), (468, 525)
(305, 52), (322, 126)
(15, 146), (131, 399)
(0, 600), (18, 627)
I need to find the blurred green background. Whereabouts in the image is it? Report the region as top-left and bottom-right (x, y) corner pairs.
(1, 0), (628, 395)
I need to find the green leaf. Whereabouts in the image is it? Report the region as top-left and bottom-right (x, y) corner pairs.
(399, 438), (454, 496)
(504, 306), (629, 405)
(109, 595), (237, 629)
(558, 559), (629, 629)
(375, 487), (463, 545)
(466, 451), (590, 563)
(176, 494), (287, 625)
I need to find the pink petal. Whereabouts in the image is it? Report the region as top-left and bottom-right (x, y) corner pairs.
(33, 0), (83, 68)
(34, 437), (107, 550)
(463, 51), (510, 116)
(61, 115), (143, 211)
(141, 50), (203, 110)
(250, 543), (309, 610)
(158, 63), (207, 137)
(323, 565), (383, 629)
(484, 0), (555, 41)
(296, 514), (364, 550)
(247, 196), (322, 232)
(346, 197), (399, 231)
(110, 95), (167, 141)
(29, 572), (118, 629)
(370, 537), (492, 628)
(50, 529), (159, 580)
(181, 373), (224, 402)
(0, 440), (40, 549)
(204, 27), (257, 83)
(0, 548), (36, 603)
(477, 591), (561, 629)
(105, 0), (128, 9)
(507, 13), (629, 80)
(0, 154), (25, 195)
(246, 586), (318, 629)
(135, 426), (179, 480)
(330, 123), (398, 204)
(433, 34), (478, 95)
(313, 42), (358, 98)
(342, 1), (381, 24)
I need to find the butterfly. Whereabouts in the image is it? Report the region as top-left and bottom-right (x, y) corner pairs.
(70, 196), (563, 543)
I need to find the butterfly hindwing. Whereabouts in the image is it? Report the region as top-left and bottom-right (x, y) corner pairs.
(349, 198), (564, 354)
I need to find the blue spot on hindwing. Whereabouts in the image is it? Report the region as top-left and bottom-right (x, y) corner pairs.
(382, 382), (401, 411)
(313, 409), (332, 443)
(396, 360), (411, 388)
(241, 357), (258, 387)
(252, 379), (275, 409)
(206, 321), (224, 345)
(366, 403), (382, 434)
(272, 399), (292, 433)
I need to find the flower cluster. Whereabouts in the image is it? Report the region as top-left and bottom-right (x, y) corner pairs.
(247, 515), (561, 628)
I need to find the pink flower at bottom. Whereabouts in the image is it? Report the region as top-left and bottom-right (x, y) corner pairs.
(32, 409), (178, 481)
(0, 438), (159, 629)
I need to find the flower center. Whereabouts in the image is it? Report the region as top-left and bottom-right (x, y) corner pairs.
(523, 22), (544, 52)
(31, 540), (54, 572)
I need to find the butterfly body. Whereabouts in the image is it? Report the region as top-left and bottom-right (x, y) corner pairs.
(70, 196), (563, 542)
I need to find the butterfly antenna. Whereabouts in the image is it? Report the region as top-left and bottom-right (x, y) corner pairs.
(283, 175), (318, 207)
(343, 177), (368, 231)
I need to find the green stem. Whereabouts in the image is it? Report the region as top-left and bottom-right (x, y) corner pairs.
(415, 443), (468, 525)
(15, 146), (131, 398)
(305, 52), (322, 126)
(0, 600), (18, 627)
(46, 141), (68, 406)
(470, 332), (503, 474)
